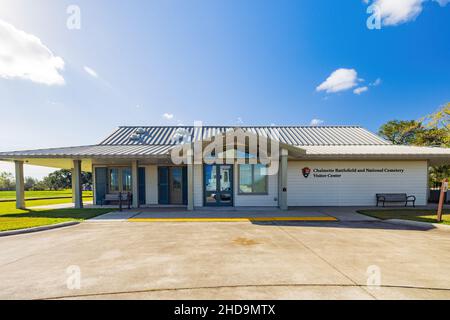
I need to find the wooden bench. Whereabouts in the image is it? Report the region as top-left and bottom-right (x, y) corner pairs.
(100, 192), (132, 210)
(376, 193), (416, 207)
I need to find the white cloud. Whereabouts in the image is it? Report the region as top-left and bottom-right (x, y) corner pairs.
(374, 0), (423, 25)
(369, 0), (449, 26)
(310, 119), (324, 126)
(83, 66), (98, 78)
(0, 19), (65, 86)
(163, 113), (174, 120)
(433, 0), (449, 6)
(371, 78), (382, 86)
(316, 68), (358, 93)
(353, 86), (369, 95)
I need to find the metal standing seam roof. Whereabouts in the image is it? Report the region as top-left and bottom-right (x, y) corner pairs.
(0, 145), (175, 158)
(302, 145), (450, 156)
(1, 126), (449, 160)
(99, 126), (391, 146)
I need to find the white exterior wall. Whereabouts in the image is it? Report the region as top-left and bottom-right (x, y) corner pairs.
(145, 165), (158, 205)
(233, 163), (279, 207)
(287, 160), (428, 206)
(194, 164), (203, 207)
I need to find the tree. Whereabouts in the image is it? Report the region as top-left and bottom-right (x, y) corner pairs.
(24, 177), (38, 191)
(0, 172), (15, 191)
(39, 169), (92, 191)
(43, 169), (71, 190)
(415, 128), (448, 147)
(81, 172), (92, 189)
(421, 103), (450, 147)
(379, 104), (450, 187)
(378, 120), (423, 145)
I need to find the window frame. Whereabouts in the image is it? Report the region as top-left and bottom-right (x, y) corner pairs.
(108, 167), (132, 194)
(238, 164), (269, 195)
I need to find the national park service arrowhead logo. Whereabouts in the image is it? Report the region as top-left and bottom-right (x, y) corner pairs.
(302, 167), (311, 178)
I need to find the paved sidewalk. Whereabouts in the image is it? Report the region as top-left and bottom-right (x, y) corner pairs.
(1, 219), (450, 300)
(88, 211), (141, 222)
(88, 206), (376, 222)
(27, 201), (96, 210)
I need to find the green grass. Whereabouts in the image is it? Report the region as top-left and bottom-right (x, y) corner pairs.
(0, 198), (109, 232)
(358, 209), (450, 225)
(0, 190), (93, 201)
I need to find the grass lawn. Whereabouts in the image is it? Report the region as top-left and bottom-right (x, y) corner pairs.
(0, 190), (93, 201)
(358, 209), (450, 225)
(0, 198), (110, 232)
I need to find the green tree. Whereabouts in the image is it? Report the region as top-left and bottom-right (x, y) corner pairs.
(40, 169), (92, 191)
(0, 172), (15, 191)
(24, 177), (38, 191)
(43, 169), (71, 190)
(379, 104), (450, 187)
(421, 103), (450, 147)
(378, 120), (422, 145)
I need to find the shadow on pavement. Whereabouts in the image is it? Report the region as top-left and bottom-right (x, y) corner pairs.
(250, 220), (436, 231)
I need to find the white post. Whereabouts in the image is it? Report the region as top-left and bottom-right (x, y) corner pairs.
(15, 160), (25, 209)
(71, 168), (76, 203)
(187, 149), (194, 211)
(73, 160), (83, 209)
(131, 160), (139, 208)
(279, 149), (288, 210)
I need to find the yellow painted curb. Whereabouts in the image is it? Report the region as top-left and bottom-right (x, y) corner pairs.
(128, 217), (338, 223)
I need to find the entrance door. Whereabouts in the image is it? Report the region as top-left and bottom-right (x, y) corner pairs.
(170, 167), (183, 205)
(204, 164), (233, 206)
(158, 167), (170, 205)
(158, 167), (187, 205)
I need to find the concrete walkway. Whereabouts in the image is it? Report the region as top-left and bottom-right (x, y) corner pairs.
(27, 201), (96, 210)
(1, 219), (450, 299)
(87, 206), (376, 222)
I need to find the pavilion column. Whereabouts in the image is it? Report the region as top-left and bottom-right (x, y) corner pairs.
(71, 168), (76, 203)
(279, 149), (288, 210)
(131, 160), (139, 208)
(187, 149), (194, 211)
(73, 160), (83, 209)
(15, 160), (25, 209)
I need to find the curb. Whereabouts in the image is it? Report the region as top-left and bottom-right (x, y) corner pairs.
(0, 221), (80, 237)
(384, 219), (450, 231)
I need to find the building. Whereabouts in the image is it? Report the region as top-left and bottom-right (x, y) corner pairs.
(1, 125), (449, 210)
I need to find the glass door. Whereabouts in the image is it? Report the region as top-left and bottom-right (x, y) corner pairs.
(204, 164), (233, 206)
(170, 167), (183, 205)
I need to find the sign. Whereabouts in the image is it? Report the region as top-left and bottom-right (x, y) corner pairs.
(302, 167), (311, 178)
(301, 167), (406, 179)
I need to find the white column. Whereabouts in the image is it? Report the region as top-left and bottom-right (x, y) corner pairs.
(73, 160), (83, 209)
(15, 160), (25, 209)
(131, 160), (139, 208)
(71, 168), (76, 203)
(187, 149), (194, 211)
(279, 149), (288, 210)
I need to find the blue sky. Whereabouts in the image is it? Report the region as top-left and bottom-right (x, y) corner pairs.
(0, 0), (449, 177)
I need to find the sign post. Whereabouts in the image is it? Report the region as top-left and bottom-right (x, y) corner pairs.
(437, 178), (448, 223)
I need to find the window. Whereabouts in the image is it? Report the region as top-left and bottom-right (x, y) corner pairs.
(122, 168), (132, 192)
(108, 167), (132, 193)
(109, 168), (120, 193)
(239, 164), (268, 194)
